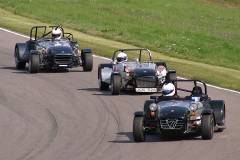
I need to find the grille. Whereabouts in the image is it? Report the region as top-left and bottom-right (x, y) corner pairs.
(136, 76), (156, 87)
(54, 55), (72, 64)
(160, 118), (184, 129)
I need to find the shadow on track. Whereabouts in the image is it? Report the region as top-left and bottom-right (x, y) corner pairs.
(109, 131), (203, 143)
(2, 66), (85, 74)
(78, 87), (161, 96)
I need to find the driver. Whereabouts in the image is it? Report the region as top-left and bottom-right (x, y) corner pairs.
(161, 83), (178, 100)
(52, 28), (62, 40)
(116, 52), (128, 63)
(115, 52), (129, 72)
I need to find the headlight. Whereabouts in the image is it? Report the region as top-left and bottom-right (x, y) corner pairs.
(189, 103), (198, 111)
(149, 103), (157, 111)
(74, 48), (79, 54)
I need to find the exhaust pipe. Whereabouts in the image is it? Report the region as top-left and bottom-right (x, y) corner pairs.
(214, 125), (226, 131)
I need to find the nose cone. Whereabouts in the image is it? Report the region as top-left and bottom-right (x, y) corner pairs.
(133, 68), (156, 76)
(160, 106), (190, 118)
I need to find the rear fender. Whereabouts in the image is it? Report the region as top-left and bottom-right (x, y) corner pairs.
(98, 63), (113, 84)
(15, 43), (30, 61)
(209, 100), (225, 124)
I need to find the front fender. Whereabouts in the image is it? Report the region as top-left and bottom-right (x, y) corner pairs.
(111, 71), (121, 75)
(155, 62), (167, 68)
(201, 109), (213, 115)
(30, 50), (40, 55)
(201, 109), (216, 126)
(168, 69), (176, 73)
(134, 111), (146, 116)
(81, 48), (92, 54)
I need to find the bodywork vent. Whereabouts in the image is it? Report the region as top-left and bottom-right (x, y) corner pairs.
(54, 55), (72, 64)
(160, 118), (184, 129)
(136, 76), (156, 87)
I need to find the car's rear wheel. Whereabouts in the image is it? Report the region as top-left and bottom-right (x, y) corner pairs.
(111, 74), (121, 95)
(82, 53), (93, 72)
(29, 53), (39, 73)
(98, 68), (109, 90)
(133, 116), (146, 142)
(201, 114), (214, 140)
(15, 46), (26, 69)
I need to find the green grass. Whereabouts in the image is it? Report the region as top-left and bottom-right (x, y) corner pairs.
(0, 0), (240, 91)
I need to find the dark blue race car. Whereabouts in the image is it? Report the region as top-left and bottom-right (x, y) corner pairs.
(14, 26), (93, 73)
(133, 79), (226, 141)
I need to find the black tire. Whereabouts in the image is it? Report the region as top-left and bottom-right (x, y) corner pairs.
(82, 53), (93, 72)
(29, 53), (39, 73)
(111, 74), (121, 95)
(201, 114), (214, 140)
(133, 116), (146, 142)
(98, 67), (109, 90)
(15, 46), (26, 69)
(167, 72), (177, 95)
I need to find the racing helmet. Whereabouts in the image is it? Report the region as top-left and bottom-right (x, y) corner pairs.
(116, 52), (128, 62)
(52, 28), (62, 39)
(162, 83), (175, 96)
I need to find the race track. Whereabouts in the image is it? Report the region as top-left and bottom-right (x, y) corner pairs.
(0, 28), (240, 160)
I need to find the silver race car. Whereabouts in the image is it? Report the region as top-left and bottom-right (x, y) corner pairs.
(98, 48), (177, 95)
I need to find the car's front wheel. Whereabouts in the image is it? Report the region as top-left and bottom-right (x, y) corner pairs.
(111, 74), (121, 95)
(29, 53), (39, 73)
(201, 114), (214, 140)
(133, 116), (146, 142)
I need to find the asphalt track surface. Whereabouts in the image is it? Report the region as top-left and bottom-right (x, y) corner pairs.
(0, 29), (240, 160)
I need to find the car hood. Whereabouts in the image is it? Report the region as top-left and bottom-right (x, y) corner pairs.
(156, 100), (195, 118)
(132, 68), (156, 76)
(48, 46), (73, 55)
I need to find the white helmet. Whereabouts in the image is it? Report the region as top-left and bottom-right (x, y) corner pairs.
(52, 28), (62, 39)
(116, 52), (128, 62)
(162, 83), (175, 96)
